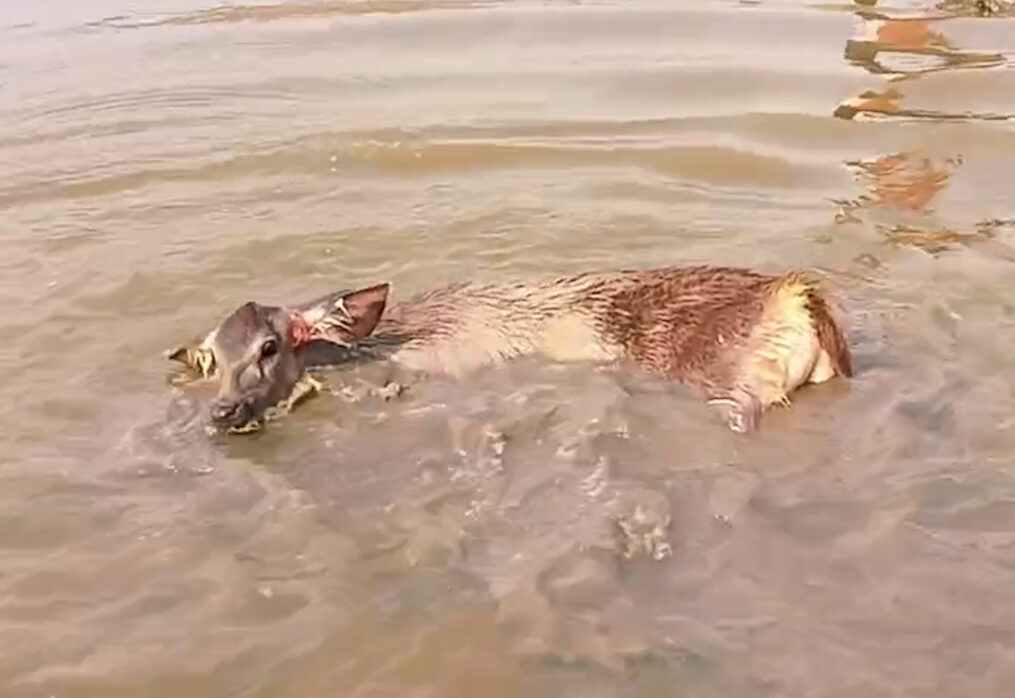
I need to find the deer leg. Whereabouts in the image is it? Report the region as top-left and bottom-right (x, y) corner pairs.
(706, 389), (762, 434)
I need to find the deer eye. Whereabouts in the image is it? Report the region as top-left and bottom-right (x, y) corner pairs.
(260, 339), (278, 359)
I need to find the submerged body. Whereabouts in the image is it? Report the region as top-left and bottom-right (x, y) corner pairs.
(369, 266), (851, 432)
(168, 265), (852, 433)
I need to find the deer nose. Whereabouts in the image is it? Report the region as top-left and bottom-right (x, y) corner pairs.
(210, 398), (244, 425)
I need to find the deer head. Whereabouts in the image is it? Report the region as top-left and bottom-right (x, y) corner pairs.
(167, 283), (389, 432)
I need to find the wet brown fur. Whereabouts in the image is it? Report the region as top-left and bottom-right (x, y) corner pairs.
(363, 265), (851, 431)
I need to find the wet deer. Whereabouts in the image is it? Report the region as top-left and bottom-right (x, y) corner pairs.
(167, 265), (852, 434)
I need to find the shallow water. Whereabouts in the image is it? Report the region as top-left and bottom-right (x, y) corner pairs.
(2, 0), (1015, 695)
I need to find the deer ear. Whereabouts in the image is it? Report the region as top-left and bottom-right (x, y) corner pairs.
(165, 344), (217, 378)
(294, 283), (389, 346)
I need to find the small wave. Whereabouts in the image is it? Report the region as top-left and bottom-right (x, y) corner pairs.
(89, 0), (491, 30)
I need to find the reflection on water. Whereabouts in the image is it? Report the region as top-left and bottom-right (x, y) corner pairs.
(844, 11), (1003, 76)
(850, 151), (957, 210)
(838, 149), (1014, 255)
(2, 0), (1015, 696)
(837, 148), (1015, 256)
(836, 1), (1009, 121)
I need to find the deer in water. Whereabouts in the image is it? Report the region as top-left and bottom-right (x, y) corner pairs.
(166, 265), (852, 434)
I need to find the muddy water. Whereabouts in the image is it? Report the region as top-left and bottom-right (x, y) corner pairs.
(3, 0), (1015, 695)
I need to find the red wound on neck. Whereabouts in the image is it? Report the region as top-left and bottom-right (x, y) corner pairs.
(289, 314), (311, 347)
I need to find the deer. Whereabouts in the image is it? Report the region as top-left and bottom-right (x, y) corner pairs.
(166, 265), (852, 435)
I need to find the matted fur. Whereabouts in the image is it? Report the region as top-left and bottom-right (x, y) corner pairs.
(366, 266), (850, 431)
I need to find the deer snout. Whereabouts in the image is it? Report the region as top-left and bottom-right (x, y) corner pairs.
(209, 397), (252, 428)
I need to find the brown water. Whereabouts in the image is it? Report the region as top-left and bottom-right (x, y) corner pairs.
(3, 0), (1015, 695)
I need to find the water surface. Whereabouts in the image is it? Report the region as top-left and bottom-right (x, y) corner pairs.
(2, 0), (1015, 696)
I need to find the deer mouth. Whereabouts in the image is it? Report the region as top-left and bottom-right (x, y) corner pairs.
(206, 373), (325, 435)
